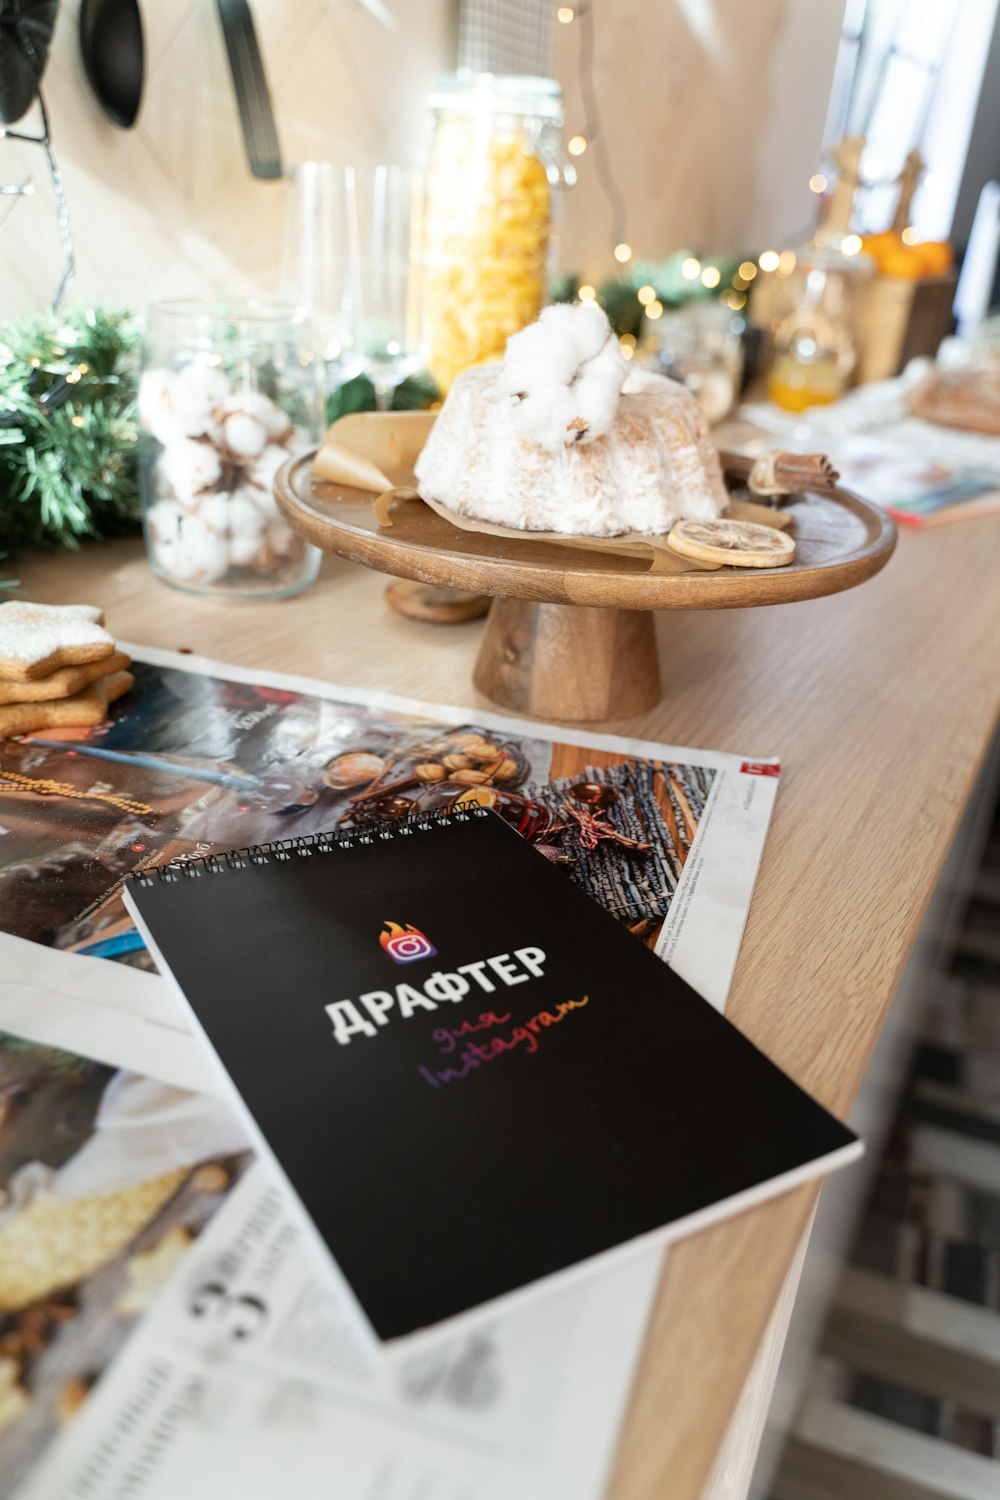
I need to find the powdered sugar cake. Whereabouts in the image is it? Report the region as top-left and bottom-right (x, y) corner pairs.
(414, 365), (729, 537)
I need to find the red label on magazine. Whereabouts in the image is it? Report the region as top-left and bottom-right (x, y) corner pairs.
(740, 761), (781, 777)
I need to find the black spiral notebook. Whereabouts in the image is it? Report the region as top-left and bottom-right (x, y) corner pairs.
(123, 807), (861, 1354)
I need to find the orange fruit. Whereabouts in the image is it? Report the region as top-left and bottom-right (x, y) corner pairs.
(878, 243), (925, 280)
(915, 240), (953, 275)
(861, 232), (899, 270)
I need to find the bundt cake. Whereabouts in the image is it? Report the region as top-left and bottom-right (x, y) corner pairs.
(414, 304), (729, 537)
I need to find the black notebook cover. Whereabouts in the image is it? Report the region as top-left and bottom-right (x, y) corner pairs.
(124, 808), (860, 1352)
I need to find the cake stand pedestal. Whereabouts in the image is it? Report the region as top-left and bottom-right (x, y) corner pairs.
(275, 450), (896, 723)
(474, 600), (660, 719)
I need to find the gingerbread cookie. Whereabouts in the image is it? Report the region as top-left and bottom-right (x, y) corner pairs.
(0, 649), (133, 705)
(0, 669), (134, 739)
(0, 602), (115, 681)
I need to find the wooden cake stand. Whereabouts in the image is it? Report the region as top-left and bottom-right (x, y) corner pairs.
(276, 452), (896, 722)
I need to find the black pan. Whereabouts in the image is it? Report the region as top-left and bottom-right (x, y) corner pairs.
(79, 0), (144, 129)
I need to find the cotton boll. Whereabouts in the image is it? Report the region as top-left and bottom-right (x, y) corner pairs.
(539, 301), (611, 364)
(228, 486), (266, 538)
(189, 532), (231, 583)
(227, 390), (290, 440)
(247, 484), (280, 521)
(252, 443), (290, 484)
(227, 485), (266, 565)
(565, 339), (628, 443)
(242, 450), (284, 522)
(176, 514), (230, 582)
(498, 304), (626, 448)
(141, 378), (197, 448)
(152, 535), (180, 575)
(198, 492), (235, 535)
(175, 360), (232, 411)
(581, 335), (629, 385)
(146, 499), (184, 544)
(162, 375), (220, 442)
(246, 444), (290, 517)
(509, 386), (580, 449)
(162, 438), (222, 498)
(138, 369), (173, 431)
(499, 322), (578, 393)
(267, 521), (295, 556)
(221, 411), (268, 459)
(162, 538), (202, 581)
(230, 529), (266, 567)
(568, 370), (624, 443)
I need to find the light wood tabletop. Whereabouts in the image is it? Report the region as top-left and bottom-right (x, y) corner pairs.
(11, 501), (1000, 1500)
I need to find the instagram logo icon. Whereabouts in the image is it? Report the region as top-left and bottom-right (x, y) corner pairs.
(379, 921), (437, 965)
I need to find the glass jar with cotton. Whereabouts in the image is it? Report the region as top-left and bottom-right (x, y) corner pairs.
(138, 301), (323, 599)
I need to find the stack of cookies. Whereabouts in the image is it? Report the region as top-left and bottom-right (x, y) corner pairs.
(0, 602), (134, 739)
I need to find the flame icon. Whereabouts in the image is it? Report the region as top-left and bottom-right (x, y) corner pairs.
(380, 921), (437, 964)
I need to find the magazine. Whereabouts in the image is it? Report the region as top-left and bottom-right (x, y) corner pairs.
(0, 643), (781, 1011)
(741, 378), (1000, 528)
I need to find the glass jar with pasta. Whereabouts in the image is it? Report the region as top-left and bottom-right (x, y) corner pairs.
(421, 74), (564, 393)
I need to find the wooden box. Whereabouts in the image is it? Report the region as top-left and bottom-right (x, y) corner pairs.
(855, 272), (957, 385)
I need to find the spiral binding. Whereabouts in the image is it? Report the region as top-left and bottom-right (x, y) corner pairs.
(126, 806), (492, 887)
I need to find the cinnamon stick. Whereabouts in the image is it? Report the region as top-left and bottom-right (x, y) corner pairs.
(747, 451), (840, 497)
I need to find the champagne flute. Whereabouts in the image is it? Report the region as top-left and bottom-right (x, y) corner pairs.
(356, 165), (424, 411)
(280, 162), (362, 395)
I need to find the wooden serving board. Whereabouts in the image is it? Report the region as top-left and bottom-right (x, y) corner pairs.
(276, 449), (896, 612)
(275, 450), (897, 721)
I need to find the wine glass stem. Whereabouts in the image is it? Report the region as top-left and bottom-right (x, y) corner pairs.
(373, 381), (395, 413)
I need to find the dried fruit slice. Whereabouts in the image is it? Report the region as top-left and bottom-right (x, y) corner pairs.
(666, 519), (796, 568)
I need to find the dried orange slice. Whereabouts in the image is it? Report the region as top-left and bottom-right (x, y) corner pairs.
(666, 518), (795, 568)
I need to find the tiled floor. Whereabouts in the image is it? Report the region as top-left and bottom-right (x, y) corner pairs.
(771, 793), (1000, 1498)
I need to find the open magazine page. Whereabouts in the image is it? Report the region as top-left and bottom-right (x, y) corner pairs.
(0, 643), (780, 1011)
(741, 379), (1000, 526)
(0, 956), (660, 1500)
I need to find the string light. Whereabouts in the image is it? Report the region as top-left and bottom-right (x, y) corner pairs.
(568, 135), (588, 156)
(637, 284), (655, 305)
(574, 2), (629, 264)
(777, 250), (797, 275)
(578, 284), (597, 301)
(681, 257), (701, 280)
(758, 250), (780, 272)
(700, 265), (720, 288)
(613, 242), (632, 263)
(738, 260), (757, 281)
(557, 5), (575, 19)
(841, 233), (862, 256)
(901, 225), (918, 245)
(809, 173), (827, 194)
(619, 333), (635, 359)
(646, 299), (663, 319)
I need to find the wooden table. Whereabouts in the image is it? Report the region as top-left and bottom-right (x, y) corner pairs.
(12, 507), (1000, 1500)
